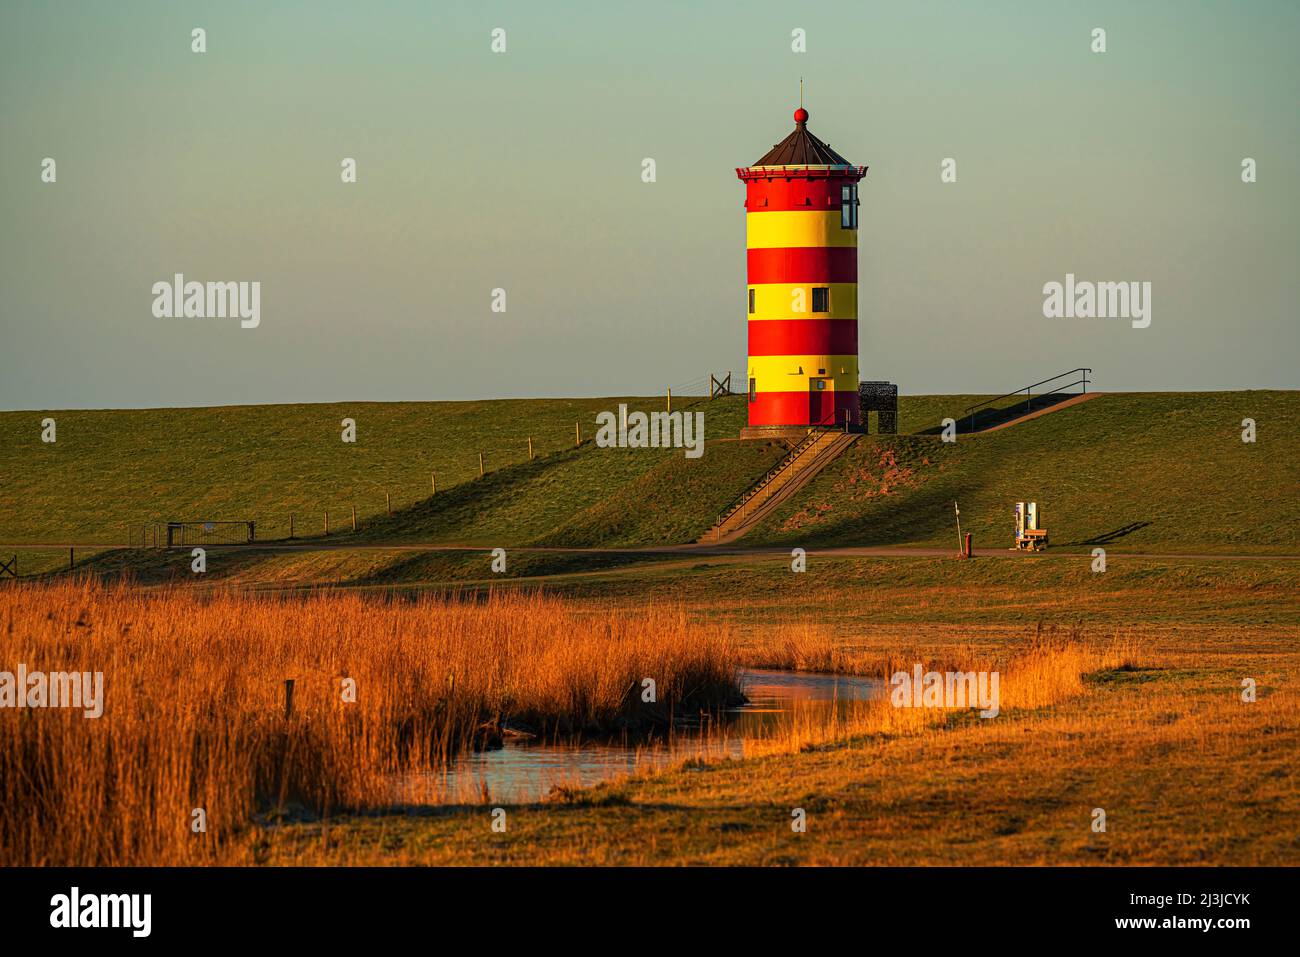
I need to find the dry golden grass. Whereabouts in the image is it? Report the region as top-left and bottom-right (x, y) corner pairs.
(5, 575), (1290, 867)
(741, 625), (1143, 757)
(237, 566), (1296, 866)
(0, 580), (740, 865)
(257, 619), (1294, 867)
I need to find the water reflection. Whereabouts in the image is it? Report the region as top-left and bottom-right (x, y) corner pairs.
(395, 668), (882, 805)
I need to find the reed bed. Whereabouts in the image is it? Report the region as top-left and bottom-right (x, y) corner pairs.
(0, 580), (740, 865)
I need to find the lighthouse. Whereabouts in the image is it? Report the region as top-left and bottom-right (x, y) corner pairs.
(737, 105), (867, 433)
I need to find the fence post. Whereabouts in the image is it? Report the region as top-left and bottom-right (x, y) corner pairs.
(479, 452), (485, 478)
(289, 514), (295, 540)
(528, 436), (534, 460)
(386, 491), (391, 516)
(667, 388), (672, 413)
(431, 474), (436, 495)
(575, 420), (580, 447)
(352, 505), (357, 532)
(69, 547), (74, 571)
(324, 511), (329, 535)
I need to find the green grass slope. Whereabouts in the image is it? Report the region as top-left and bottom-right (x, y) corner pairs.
(749, 391), (1300, 554)
(534, 439), (790, 547)
(356, 433), (785, 547)
(4, 391), (1295, 556)
(0, 395), (748, 545)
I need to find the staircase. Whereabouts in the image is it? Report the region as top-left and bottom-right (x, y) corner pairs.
(974, 390), (1103, 433)
(698, 430), (859, 545)
(959, 368), (1093, 433)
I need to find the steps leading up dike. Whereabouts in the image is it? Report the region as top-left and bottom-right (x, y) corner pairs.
(974, 390), (1103, 433)
(698, 431), (858, 545)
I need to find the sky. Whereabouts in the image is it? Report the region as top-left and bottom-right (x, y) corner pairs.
(1, 0), (1297, 409)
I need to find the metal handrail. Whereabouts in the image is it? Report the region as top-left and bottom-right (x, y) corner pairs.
(962, 368), (1091, 433)
(709, 429), (819, 529)
(708, 428), (855, 537)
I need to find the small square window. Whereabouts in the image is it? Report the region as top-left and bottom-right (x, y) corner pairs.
(748, 378), (757, 402)
(816, 379), (827, 391)
(812, 287), (829, 313)
(748, 289), (755, 314)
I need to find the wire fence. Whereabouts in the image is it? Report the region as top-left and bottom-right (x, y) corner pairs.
(115, 373), (751, 549)
(667, 370), (744, 398)
(127, 522), (255, 548)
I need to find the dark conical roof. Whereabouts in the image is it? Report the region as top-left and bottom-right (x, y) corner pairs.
(752, 108), (853, 166)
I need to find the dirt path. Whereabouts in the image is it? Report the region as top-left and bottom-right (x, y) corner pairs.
(3, 541), (1296, 562)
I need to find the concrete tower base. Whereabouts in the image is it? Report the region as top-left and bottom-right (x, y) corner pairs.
(739, 424), (866, 441)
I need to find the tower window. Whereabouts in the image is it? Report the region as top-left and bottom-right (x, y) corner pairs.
(840, 184), (858, 229)
(812, 287), (829, 313)
(748, 289), (755, 314)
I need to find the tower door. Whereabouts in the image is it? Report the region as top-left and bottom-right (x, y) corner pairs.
(808, 378), (835, 426)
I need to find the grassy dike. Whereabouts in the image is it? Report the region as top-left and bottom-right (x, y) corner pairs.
(748, 391), (1300, 555)
(4, 392), (1295, 555)
(0, 394), (749, 545)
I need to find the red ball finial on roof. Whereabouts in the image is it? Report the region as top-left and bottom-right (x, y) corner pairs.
(793, 107), (809, 124)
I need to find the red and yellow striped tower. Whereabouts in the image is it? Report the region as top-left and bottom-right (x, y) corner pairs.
(737, 105), (867, 434)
